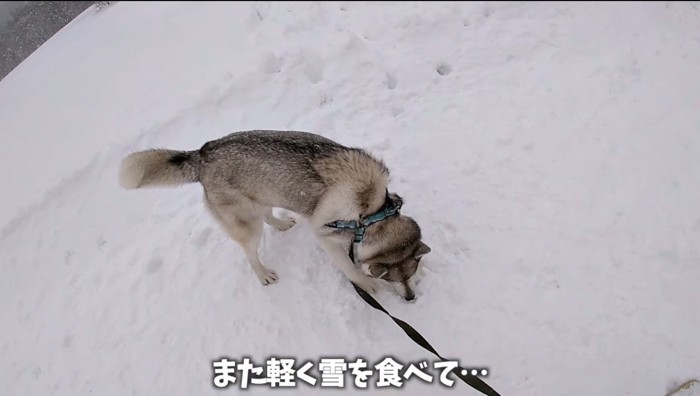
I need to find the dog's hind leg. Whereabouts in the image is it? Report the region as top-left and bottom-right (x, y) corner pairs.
(205, 195), (279, 285)
(263, 207), (296, 231)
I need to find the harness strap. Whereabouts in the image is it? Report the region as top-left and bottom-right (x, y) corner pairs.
(326, 192), (403, 243)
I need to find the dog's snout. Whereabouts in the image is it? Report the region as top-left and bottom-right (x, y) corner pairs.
(402, 281), (416, 302)
(398, 279), (416, 302)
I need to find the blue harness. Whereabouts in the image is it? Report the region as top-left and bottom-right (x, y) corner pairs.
(325, 194), (403, 243)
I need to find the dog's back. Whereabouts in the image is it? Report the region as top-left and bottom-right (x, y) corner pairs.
(198, 130), (346, 215)
(120, 130), (390, 217)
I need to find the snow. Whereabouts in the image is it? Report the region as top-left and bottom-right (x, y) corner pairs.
(1, 2), (699, 395)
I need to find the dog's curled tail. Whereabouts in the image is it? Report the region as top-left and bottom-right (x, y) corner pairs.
(119, 149), (199, 189)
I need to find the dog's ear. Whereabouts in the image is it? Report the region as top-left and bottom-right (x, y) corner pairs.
(415, 241), (431, 260)
(387, 191), (403, 207)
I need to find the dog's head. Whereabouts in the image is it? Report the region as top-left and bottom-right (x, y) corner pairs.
(363, 239), (431, 301)
(359, 203), (431, 301)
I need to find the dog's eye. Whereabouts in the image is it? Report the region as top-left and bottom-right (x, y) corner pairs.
(370, 264), (390, 279)
(377, 266), (390, 279)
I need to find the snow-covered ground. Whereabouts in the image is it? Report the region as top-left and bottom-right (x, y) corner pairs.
(1, 2), (699, 395)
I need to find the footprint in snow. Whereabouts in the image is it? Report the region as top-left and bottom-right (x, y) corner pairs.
(303, 50), (324, 84)
(146, 256), (163, 274)
(97, 236), (107, 252)
(371, 139), (392, 151)
(64, 250), (74, 265)
(195, 227), (213, 247)
(259, 51), (281, 74)
(436, 63), (452, 76)
(386, 72), (398, 89)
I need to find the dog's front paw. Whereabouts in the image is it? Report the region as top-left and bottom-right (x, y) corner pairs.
(255, 267), (279, 286)
(351, 275), (377, 295)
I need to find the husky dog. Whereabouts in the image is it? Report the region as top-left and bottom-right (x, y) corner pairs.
(119, 130), (431, 300)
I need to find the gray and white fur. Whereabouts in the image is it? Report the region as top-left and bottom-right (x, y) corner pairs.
(119, 130), (431, 300)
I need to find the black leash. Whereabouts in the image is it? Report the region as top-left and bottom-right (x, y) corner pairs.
(350, 283), (502, 396)
(349, 245), (501, 395)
